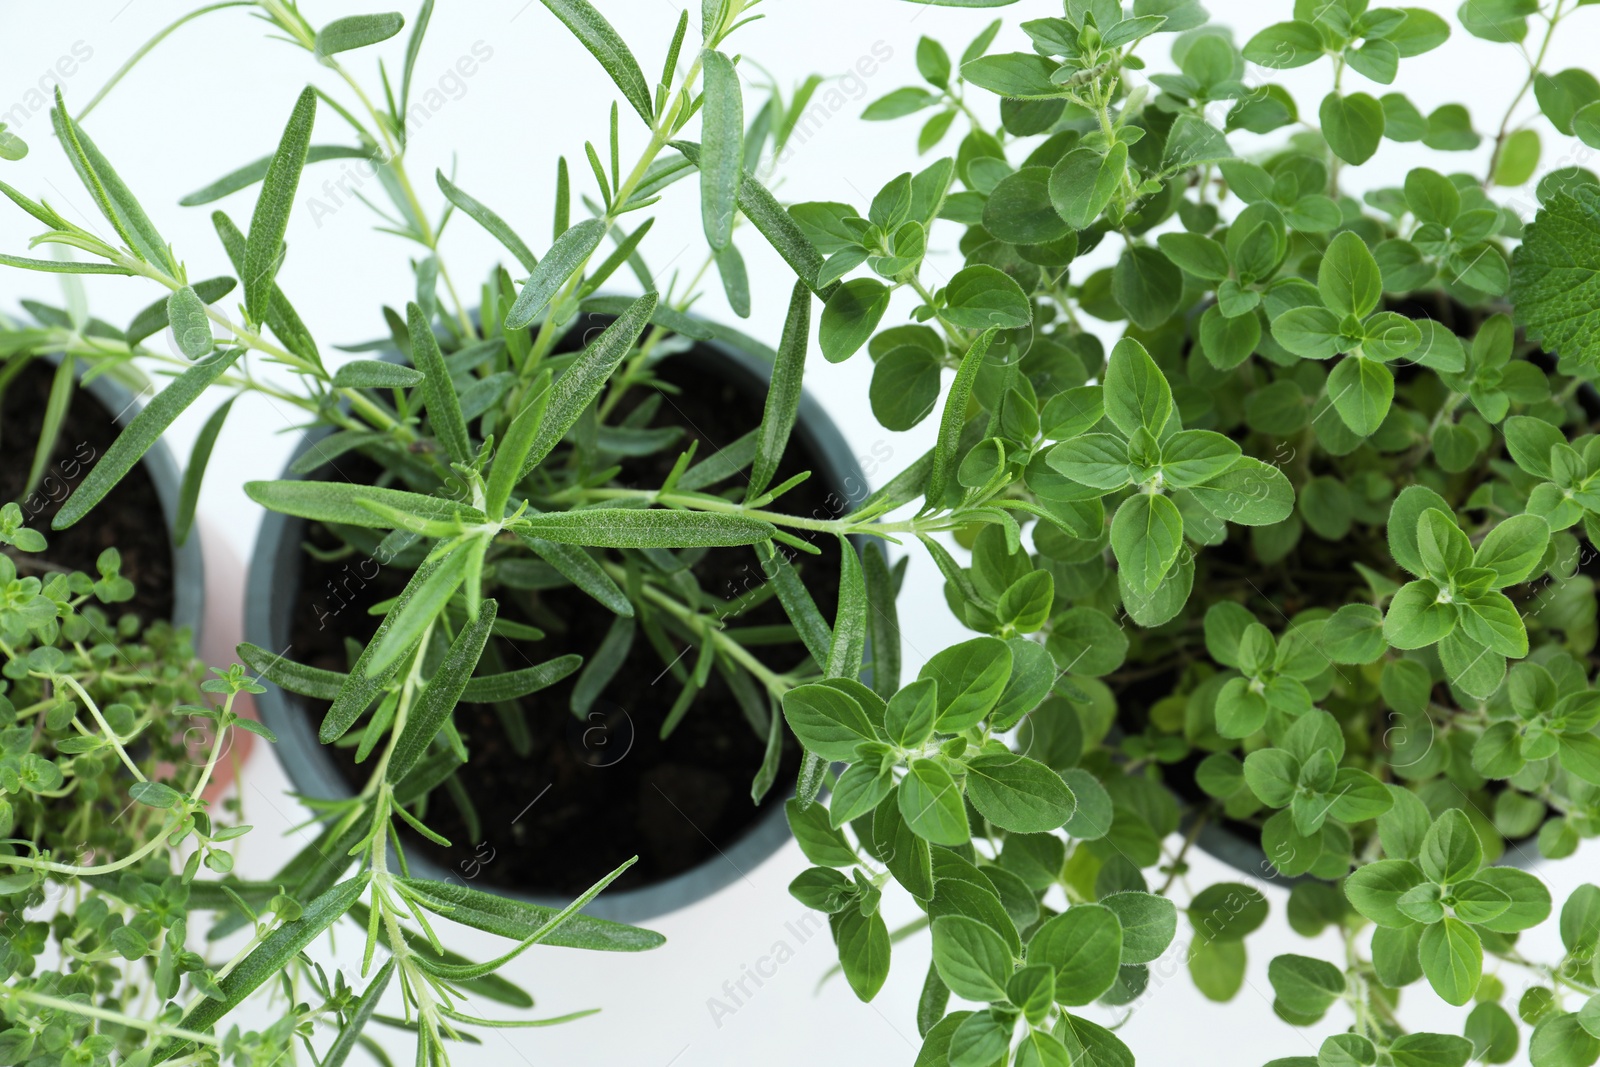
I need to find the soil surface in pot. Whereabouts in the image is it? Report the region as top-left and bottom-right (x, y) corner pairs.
(0, 361), (174, 623)
(290, 346), (843, 898)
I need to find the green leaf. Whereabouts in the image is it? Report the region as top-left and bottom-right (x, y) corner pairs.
(963, 753), (1075, 833)
(0, 253), (132, 275)
(1099, 892), (1177, 966)
(1047, 434), (1131, 490)
(1271, 305), (1345, 360)
(166, 286), (215, 360)
(699, 49), (743, 251)
(237, 641), (345, 701)
(1530, 1013), (1600, 1067)
(49, 90), (175, 274)
(519, 291), (656, 475)
(1029, 905), (1122, 1006)
(1268, 953), (1345, 1018)
(1559, 733), (1600, 786)
(180, 145), (371, 207)
(314, 13), (404, 55)
(367, 548), (474, 678)
(961, 52), (1061, 98)
(1319, 231), (1384, 318)
(781, 683), (876, 761)
(1186, 457), (1294, 526)
(901, 758), (970, 845)
(1418, 107), (1476, 155)
(162, 876), (370, 1063)
(1161, 429), (1242, 487)
(1242, 21), (1324, 68)
(436, 171), (538, 273)
(1102, 336), (1172, 436)
(1463, 1003), (1518, 1064)
(505, 217), (605, 329)
(1383, 580), (1457, 649)
(1420, 917), (1481, 1006)
(1389, 1033), (1474, 1067)
(1244, 749), (1300, 807)
(245, 87), (317, 325)
(927, 329), (998, 503)
(1458, 0), (1537, 43)
(1110, 492), (1183, 596)
(320, 958), (394, 1067)
(1321, 91), (1385, 164)
(459, 655), (582, 702)
(387, 600), (498, 783)
(870, 346), (941, 431)
(314, 559), (438, 741)
(921, 635), (1016, 731)
(175, 395), (233, 547)
(1156, 232), (1230, 281)
(54, 348), (242, 530)
(211, 210), (322, 370)
(1049, 143), (1127, 230)
(1045, 606), (1128, 677)
(1389, 8), (1452, 56)
(330, 361), (424, 389)
(398, 872), (662, 951)
(820, 278), (890, 362)
(1511, 185), (1600, 368)
(1474, 513), (1550, 587)
(1188, 937), (1247, 1001)
(744, 280), (811, 498)
(1345, 859), (1426, 927)
(932, 916), (1012, 1003)
(537, 0), (654, 125)
(1327, 356), (1393, 436)
(1322, 604), (1386, 664)
(1112, 246), (1183, 329)
(1537, 68), (1600, 135)
(832, 908), (891, 1002)
(514, 508), (775, 548)
(129, 781), (181, 808)
(1328, 768), (1393, 823)
(943, 265), (1031, 330)
(1495, 128), (1541, 186)
(984, 166), (1069, 245)
(1190, 883), (1270, 942)
(1420, 808), (1483, 884)
(245, 480), (484, 530)
(406, 301), (471, 464)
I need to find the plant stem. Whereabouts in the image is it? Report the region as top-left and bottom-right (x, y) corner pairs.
(0, 988), (220, 1046)
(1484, 0), (1565, 186)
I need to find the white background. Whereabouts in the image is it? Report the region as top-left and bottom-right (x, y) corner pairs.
(3, 2), (1599, 1065)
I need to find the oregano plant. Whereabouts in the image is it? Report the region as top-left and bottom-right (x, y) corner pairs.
(751, 1), (1600, 1065)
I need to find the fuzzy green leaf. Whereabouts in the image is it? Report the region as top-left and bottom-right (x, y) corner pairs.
(244, 87), (317, 325)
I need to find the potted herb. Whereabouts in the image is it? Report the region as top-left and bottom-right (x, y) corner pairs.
(246, 306), (868, 919)
(0, 323), (204, 640)
(692, 1), (1600, 1064)
(0, 506), (665, 1064)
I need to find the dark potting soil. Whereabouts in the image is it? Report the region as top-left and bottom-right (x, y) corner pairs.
(289, 344), (844, 898)
(0, 360), (175, 623)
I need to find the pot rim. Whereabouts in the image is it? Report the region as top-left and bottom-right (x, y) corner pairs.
(247, 317), (867, 922)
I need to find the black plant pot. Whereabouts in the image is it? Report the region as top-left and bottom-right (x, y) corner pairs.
(248, 316), (864, 921)
(1, 357), (204, 632)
